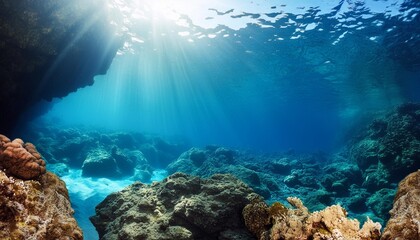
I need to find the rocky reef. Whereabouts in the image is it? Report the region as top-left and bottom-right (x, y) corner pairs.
(18, 124), (188, 181)
(11, 103), (418, 239)
(382, 170), (420, 240)
(167, 103), (420, 225)
(91, 170), (420, 240)
(0, 0), (121, 134)
(91, 173), (257, 240)
(0, 134), (82, 239)
(349, 103), (419, 190)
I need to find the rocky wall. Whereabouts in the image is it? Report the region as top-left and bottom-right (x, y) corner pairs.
(0, 0), (121, 134)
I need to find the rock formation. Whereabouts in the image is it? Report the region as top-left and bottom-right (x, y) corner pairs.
(0, 0), (121, 134)
(349, 103), (420, 190)
(0, 134), (46, 180)
(243, 197), (381, 240)
(19, 124), (188, 180)
(90, 173), (258, 240)
(381, 170), (420, 240)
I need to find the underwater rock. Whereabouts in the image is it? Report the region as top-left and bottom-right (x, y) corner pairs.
(366, 188), (396, 221)
(169, 147), (372, 216)
(0, 170), (83, 239)
(283, 166), (321, 189)
(90, 173), (257, 240)
(82, 148), (119, 178)
(0, 0), (121, 134)
(243, 197), (381, 240)
(321, 162), (362, 197)
(349, 103), (420, 189)
(346, 185), (369, 213)
(139, 137), (187, 169)
(21, 125), (188, 181)
(82, 146), (148, 178)
(168, 147), (274, 199)
(54, 133), (97, 168)
(0, 134), (46, 180)
(264, 157), (294, 175)
(381, 170), (420, 240)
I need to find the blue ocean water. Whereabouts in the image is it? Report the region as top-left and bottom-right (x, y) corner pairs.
(34, 0), (419, 153)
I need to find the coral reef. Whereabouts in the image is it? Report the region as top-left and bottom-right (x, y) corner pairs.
(18, 103), (419, 234)
(381, 170), (420, 240)
(0, 170), (82, 239)
(0, 134), (46, 180)
(243, 197), (381, 240)
(90, 173), (257, 240)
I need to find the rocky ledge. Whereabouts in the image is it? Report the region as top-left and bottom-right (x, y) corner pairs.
(0, 0), (121, 134)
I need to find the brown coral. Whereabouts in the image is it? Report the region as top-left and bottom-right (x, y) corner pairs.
(0, 170), (83, 239)
(243, 198), (271, 238)
(243, 197), (382, 240)
(0, 134), (46, 180)
(381, 170), (420, 240)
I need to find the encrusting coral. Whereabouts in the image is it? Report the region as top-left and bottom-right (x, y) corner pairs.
(243, 197), (382, 240)
(0, 171), (83, 240)
(0, 134), (46, 180)
(0, 134), (82, 239)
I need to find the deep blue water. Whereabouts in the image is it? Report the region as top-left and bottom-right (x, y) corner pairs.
(32, 0), (420, 152)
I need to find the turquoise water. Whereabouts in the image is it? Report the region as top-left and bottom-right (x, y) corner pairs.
(37, 0), (419, 151)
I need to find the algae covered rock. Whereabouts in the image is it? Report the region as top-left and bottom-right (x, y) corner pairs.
(0, 171), (82, 239)
(382, 170), (420, 240)
(168, 147), (277, 199)
(91, 172), (258, 240)
(349, 103), (420, 189)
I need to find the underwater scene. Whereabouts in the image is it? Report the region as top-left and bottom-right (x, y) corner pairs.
(0, 0), (419, 239)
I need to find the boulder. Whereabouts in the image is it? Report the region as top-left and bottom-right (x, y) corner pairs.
(90, 173), (258, 240)
(82, 148), (118, 178)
